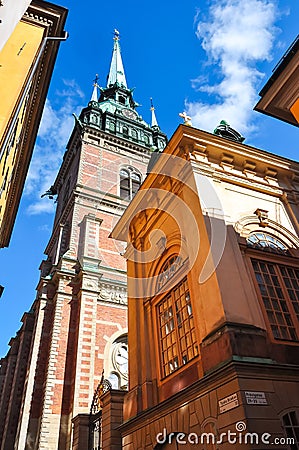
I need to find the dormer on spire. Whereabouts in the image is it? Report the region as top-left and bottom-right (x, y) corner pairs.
(90, 74), (99, 102)
(107, 29), (127, 88)
(150, 98), (159, 129)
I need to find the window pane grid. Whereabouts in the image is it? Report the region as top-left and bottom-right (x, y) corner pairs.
(157, 277), (198, 377)
(247, 232), (288, 253)
(120, 168), (141, 200)
(280, 267), (299, 323)
(252, 259), (299, 341)
(282, 411), (299, 450)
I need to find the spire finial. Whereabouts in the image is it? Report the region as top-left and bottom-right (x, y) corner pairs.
(107, 29), (127, 88)
(90, 74), (99, 102)
(150, 97), (159, 128)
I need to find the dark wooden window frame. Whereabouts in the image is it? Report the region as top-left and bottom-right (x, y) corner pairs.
(281, 410), (299, 450)
(243, 243), (299, 344)
(155, 275), (199, 379)
(119, 167), (141, 200)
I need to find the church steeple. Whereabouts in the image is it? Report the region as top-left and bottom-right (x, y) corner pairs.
(107, 29), (127, 88)
(78, 31), (167, 151)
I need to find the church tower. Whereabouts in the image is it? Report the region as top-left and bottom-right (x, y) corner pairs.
(0, 30), (167, 450)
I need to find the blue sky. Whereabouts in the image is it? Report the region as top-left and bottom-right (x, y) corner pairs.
(0, 0), (298, 356)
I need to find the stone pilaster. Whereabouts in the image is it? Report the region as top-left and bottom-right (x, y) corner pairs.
(37, 273), (75, 450)
(16, 281), (49, 450)
(0, 312), (34, 450)
(0, 337), (19, 444)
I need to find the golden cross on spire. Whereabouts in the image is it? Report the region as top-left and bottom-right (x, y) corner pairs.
(150, 97), (155, 111)
(93, 73), (99, 87)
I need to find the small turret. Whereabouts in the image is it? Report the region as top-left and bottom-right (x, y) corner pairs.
(150, 98), (159, 129)
(213, 120), (245, 143)
(90, 74), (99, 102)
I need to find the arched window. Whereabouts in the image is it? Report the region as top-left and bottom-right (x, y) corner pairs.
(143, 134), (149, 145)
(122, 126), (128, 137)
(120, 167), (141, 200)
(131, 129), (138, 141)
(157, 255), (183, 292)
(247, 232), (288, 253)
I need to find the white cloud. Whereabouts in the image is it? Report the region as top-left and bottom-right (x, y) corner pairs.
(25, 79), (84, 214)
(37, 223), (52, 233)
(186, 0), (279, 135)
(27, 200), (55, 216)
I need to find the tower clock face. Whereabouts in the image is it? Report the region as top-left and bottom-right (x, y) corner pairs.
(122, 108), (137, 120)
(113, 342), (128, 378)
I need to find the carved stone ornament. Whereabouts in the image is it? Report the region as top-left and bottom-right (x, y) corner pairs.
(98, 286), (127, 304)
(254, 208), (269, 227)
(82, 278), (98, 290)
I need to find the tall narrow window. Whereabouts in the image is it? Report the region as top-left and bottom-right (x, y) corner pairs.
(131, 129), (138, 141)
(251, 259), (299, 341)
(282, 411), (299, 449)
(157, 276), (198, 377)
(247, 232), (299, 342)
(120, 167), (141, 200)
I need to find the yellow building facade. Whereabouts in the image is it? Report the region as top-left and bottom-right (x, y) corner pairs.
(0, 0), (67, 247)
(112, 124), (299, 449)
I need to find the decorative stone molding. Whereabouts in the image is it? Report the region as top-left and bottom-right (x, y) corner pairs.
(220, 153), (234, 171)
(243, 160), (256, 178)
(265, 167), (278, 179)
(98, 284), (127, 305)
(235, 215), (299, 248)
(254, 208), (269, 227)
(82, 277), (99, 291)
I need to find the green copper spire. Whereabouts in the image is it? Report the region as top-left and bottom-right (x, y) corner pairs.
(107, 29), (127, 88)
(77, 31), (168, 152)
